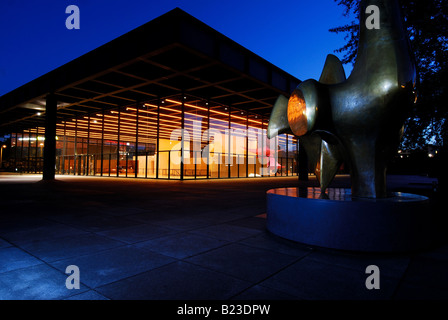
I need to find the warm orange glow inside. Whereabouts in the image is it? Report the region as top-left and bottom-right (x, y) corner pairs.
(287, 89), (308, 136)
(47, 99), (292, 150)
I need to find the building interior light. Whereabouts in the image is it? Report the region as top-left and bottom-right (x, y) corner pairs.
(15, 97), (297, 169)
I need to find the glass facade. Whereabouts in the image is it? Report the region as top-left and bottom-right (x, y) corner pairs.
(10, 94), (298, 179)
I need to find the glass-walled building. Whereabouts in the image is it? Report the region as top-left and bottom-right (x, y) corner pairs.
(9, 93), (298, 179)
(1, 8), (304, 180)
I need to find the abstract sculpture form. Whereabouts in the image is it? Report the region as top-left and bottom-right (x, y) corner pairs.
(267, 0), (417, 198)
(265, 0), (433, 252)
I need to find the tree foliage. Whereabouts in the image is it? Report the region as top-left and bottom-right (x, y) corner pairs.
(330, 0), (448, 150)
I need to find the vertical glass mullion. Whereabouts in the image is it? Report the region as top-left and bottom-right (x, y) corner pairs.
(145, 150), (148, 179)
(180, 94), (185, 180)
(13, 133), (17, 170)
(117, 106), (120, 177)
(207, 100), (210, 179)
(87, 113), (90, 176)
(74, 117), (78, 175)
(135, 102), (139, 178)
(19, 130), (24, 172)
(27, 132), (31, 173)
(228, 106), (231, 179)
(35, 127), (39, 173)
(156, 98), (160, 179)
(261, 115), (264, 177)
(286, 135), (289, 176)
(246, 112), (249, 178)
(63, 120), (67, 174)
(100, 109), (104, 176)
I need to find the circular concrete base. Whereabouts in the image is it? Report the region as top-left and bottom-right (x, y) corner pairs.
(266, 187), (432, 252)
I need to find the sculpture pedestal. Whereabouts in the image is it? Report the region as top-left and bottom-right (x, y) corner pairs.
(266, 187), (432, 252)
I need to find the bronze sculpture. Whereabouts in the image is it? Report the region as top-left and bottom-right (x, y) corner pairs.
(268, 0), (417, 198)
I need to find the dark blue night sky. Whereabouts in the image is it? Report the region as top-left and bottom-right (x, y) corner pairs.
(0, 0), (354, 96)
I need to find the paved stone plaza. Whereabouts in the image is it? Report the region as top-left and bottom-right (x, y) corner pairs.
(0, 174), (447, 300)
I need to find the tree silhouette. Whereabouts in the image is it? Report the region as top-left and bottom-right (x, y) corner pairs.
(330, 0), (448, 151)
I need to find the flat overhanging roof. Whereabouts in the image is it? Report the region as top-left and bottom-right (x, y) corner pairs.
(0, 8), (301, 135)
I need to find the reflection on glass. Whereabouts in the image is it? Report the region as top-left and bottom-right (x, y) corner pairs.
(10, 94), (304, 180)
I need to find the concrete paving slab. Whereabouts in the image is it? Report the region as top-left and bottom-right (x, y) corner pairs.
(185, 243), (300, 283)
(47, 212), (140, 233)
(0, 238), (12, 249)
(415, 243), (448, 262)
(396, 256), (448, 291)
(93, 206), (152, 217)
(230, 284), (298, 300)
(393, 282), (448, 300)
(0, 263), (89, 300)
(65, 290), (110, 300)
(135, 233), (229, 259)
(238, 233), (313, 257)
(226, 216), (268, 231)
(191, 211), (250, 224)
(147, 215), (224, 231)
(0, 247), (43, 273)
(1, 221), (88, 246)
(0, 218), (65, 237)
(97, 223), (178, 244)
(96, 261), (252, 300)
(18, 233), (125, 262)
(125, 210), (187, 224)
(305, 250), (411, 279)
(189, 223), (262, 242)
(49, 245), (175, 288)
(259, 256), (402, 300)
